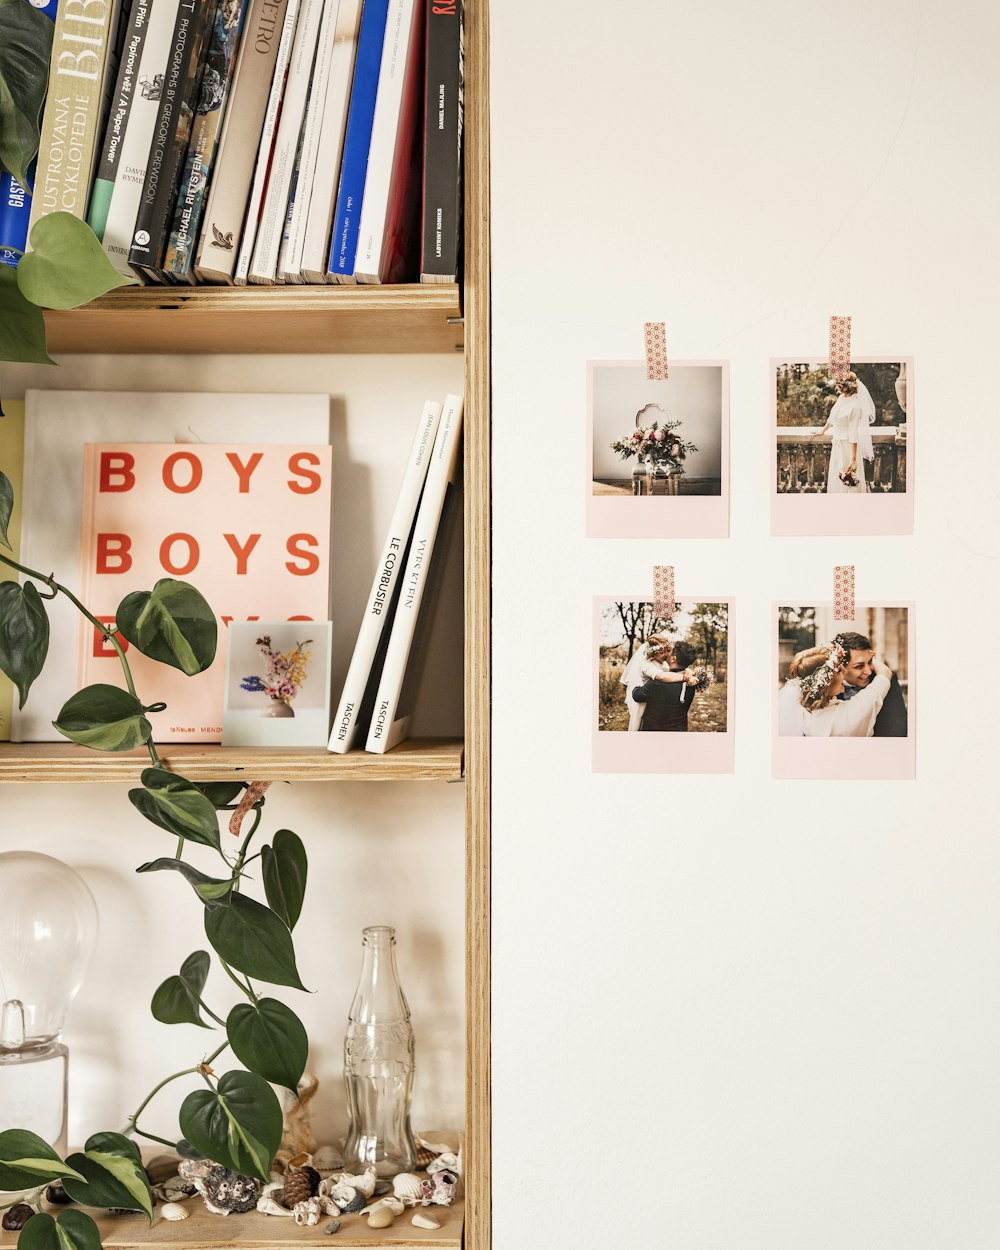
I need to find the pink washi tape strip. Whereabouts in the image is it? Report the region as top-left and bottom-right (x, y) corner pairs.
(653, 564), (675, 616)
(229, 780), (272, 836)
(644, 322), (668, 380)
(828, 315), (852, 379)
(833, 565), (855, 620)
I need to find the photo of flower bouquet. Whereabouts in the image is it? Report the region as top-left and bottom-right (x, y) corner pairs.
(609, 404), (699, 481)
(241, 635), (313, 718)
(223, 621), (333, 747)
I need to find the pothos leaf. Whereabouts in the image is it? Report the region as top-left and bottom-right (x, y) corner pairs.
(178, 1071), (283, 1181)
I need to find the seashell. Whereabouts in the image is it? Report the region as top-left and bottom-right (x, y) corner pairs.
(426, 1151), (461, 1177)
(364, 1197), (405, 1217)
(313, 1145), (344, 1173)
(413, 1146), (436, 1170)
(178, 1161), (263, 1216)
(286, 1152), (313, 1170)
(324, 1180), (357, 1210)
(145, 1154), (184, 1186)
(159, 1204), (189, 1222)
(428, 1170), (458, 1207)
(292, 1197), (322, 1227)
(335, 1167), (377, 1199)
(153, 1177), (197, 1203)
(256, 1185), (294, 1218)
(415, 1131), (460, 1155)
(391, 1173), (425, 1206)
(412, 1211), (442, 1230)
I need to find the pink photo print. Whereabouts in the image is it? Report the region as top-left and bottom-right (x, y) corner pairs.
(588, 361), (730, 539)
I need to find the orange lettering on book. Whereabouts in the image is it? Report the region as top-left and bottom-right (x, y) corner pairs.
(287, 452), (322, 493)
(226, 451), (264, 492)
(224, 533), (261, 574)
(96, 533), (132, 573)
(99, 452), (135, 492)
(160, 533), (199, 574)
(163, 451), (203, 493)
(286, 533), (319, 575)
(92, 615), (128, 658)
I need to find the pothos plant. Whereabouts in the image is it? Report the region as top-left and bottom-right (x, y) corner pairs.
(0, 467), (311, 1250)
(0, 0), (135, 383)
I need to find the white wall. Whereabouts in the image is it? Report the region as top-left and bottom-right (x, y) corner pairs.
(1, 353), (467, 1150)
(491, 3), (1000, 1248)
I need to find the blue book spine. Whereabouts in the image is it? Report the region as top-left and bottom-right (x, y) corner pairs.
(326, 0), (390, 281)
(0, 0), (60, 268)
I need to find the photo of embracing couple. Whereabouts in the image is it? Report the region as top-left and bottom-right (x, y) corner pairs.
(777, 608), (909, 738)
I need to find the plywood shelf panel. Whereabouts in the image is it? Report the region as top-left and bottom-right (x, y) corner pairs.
(0, 739), (464, 784)
(43, 286), (464, 356)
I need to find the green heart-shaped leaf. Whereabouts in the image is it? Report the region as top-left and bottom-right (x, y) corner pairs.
(179, 1071), (282, 1180)
(0, 0), (54, 190)
(138, 856), (233, 902)
(18, 213), (134, 309)
(18, 1210), (101, 1250)
(116, 579), (217, 676)
(53, 684), (151, 751)
(0, 1130), (84, 1191)
(0, 263), (53, 365)
(0, 468), (13, 549)
(227, 999), (308, 1092)
(205, 894), (306, 990)
(151, 950), (212, 1027)
(261, 830), (307, 931)
(0, 579), (49, 707)
(129, 768), (222, 848)
(198, 782), (245, 808)
(61, 1133), (152, 1218)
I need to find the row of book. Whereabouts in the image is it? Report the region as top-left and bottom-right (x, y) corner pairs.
(0, 0), (463, 285)
(2, 390), (463, 752)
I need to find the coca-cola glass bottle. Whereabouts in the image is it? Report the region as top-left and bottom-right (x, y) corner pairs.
(343, 926), (416, 1175)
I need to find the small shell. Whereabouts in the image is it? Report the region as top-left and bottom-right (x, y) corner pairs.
(159, 1204), (189, 1223)
(323, 1180), (357, 1211)
(415, 1131), (460, 1155)
(364, 1197), (405, 1217)
(428, 1170), (458, 1207)
(256, 1185), (294, 1219)
(427, 1151), (461, 1177)
(391, 1173), (425, 1206)
(335, 1168), (377, 1199)
(153, 1177), (196, 1203)
(313, 1146), (343, 1173)
(292, 1197), (322, 1228)
(412, 1211), (441, 1230)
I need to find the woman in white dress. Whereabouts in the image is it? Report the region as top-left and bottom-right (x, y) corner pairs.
(620, 637), (693, 732)
(809, 372), (876, 494)
(778, 640), (892, 737)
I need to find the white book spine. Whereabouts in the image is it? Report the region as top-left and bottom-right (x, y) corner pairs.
(353, 0), (417, 285)
(248, 0), (325, 284)
(298, 0), (360, 283)
(365, 392), (463, 754)
(102, 0), (183, 277)
(234, 0), (301, 286)
(277, 0), (342, 282)
(328, 399), (442, 753)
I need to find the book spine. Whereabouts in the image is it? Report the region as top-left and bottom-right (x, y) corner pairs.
(0, 400), (26, 741)
(328, 398), (442, 754)
(354, 0), (424, 284)
(232, 0), (300, 285)
(298, 0), (361, 284)
(247, 0), (325, 284)
(324, 0), (390, 283)
(88, 0), (154, 241)
(192, 0), (288, 283)
(161, 0), (248, 278)
(365, 391), (463, 753)
(419, 0), (462, 282)
(275, 0), (341, 283)
(28, 0), (116, 231)
(127, 0), (217, 278)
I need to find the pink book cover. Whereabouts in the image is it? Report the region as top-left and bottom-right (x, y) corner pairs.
(78, 442), (332, 743)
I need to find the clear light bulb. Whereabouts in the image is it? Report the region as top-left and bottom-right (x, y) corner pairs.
(0, 852), (99, 1159)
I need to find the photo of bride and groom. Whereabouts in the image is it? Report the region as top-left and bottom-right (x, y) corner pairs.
(777, 606), (909, 738)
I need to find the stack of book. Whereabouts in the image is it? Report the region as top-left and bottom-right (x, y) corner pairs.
(0, 0), (463, 286)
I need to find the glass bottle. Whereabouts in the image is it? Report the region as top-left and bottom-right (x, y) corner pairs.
(343, 926), (416, 1176)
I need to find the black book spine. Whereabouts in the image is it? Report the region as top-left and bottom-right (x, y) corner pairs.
(128, 0), (216, 278)
(420, 0), (463, 281)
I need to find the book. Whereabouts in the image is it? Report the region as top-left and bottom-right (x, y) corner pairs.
(365, 391), (463, 753)
(77, 441), (331, 742)
(0, 402), (26, 741)
(328, 398), (441, 754)
(247, 0), (325, 284)
(28, 0), (123, 233)
(161, 0), (249, 279)
(354, 0), (425, 284)
(128, 0), (217, 279)
(419, 0), (462, 283)
(0, 0), (60, 269)
(325, 0), (390, 283)
(297, 0), (362, 284)
(232, 0), (300, 285)
(193, 0), (289, 283)
(13, 390), (331, 742)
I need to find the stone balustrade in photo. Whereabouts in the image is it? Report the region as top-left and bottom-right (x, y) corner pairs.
(776, 427), (907, 493)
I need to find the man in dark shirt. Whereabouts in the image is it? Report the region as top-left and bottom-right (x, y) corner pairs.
(635, 641), (699, 732)
(834, 631), (908, 737)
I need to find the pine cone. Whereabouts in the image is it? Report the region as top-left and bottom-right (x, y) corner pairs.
(283, 1166), (317, 1208)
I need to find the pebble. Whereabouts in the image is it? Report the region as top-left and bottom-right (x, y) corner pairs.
(323, 1220), (341, 1235)
(2, 1205), (35, 1232)
(341, 1191), (367, 1214)
(367, 1206), (395, 1229)
(412, 1211), (441, 1230)
(372, 1181), (392, 1197)
(45, 1184), (72, 1205)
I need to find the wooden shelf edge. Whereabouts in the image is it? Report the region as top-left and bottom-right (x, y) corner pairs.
(0, 739), (464, 784)
(44, 285), (464, 356)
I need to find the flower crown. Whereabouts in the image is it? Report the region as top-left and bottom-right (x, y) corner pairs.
(797, 639), (849, 705)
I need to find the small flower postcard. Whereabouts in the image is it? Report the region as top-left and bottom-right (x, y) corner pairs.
(223, 621), (333, 747)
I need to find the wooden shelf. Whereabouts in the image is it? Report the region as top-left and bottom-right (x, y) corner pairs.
(0, 739), (464, 784)
(43, 285), (464, 356)
(0, 1200), (463, 1250)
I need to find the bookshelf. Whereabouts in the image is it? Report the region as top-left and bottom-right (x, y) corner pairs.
(4, 4), (490, 1250)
